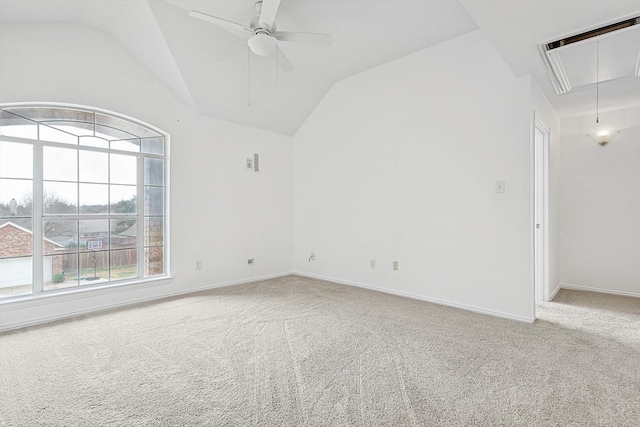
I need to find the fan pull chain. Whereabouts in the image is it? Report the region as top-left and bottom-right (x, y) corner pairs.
(248, 46), (251, 107)
(596, 42), (599, 124)
(276, 46), (279, 85)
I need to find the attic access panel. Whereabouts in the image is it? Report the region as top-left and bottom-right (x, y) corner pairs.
(539, 16), (640, 94)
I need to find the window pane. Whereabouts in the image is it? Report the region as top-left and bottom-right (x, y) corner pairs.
(6, 107), (93, 123)
(144, 158), (164, 186)
(44, 253), (78, 291)
(95, 113), (160, 139)
(45, 121), (94, 137)
(95, 125), (137, 141)
(110, 249), (137, 281)
(144, 186), (163, 216)
(0, 219), (32, 259)
(111, 139), (140, 153)
(141, 137), (164, 155)
(44, 220), (77, 254)
(0, 110), (38, 140)
(79, 150), (108, 183)
(0, 256), (32, 297)
(43, 182), (77, 214)
(144, 246), (163, 277)
(79, 136), (109, 149)
(0, 219), (33, 299)
(80, 183), (108, 214)
(44, 146), (77, 182)
(144, 217), (163, 247)
(0, 141), (33, 179)
(110, 185), (136, 214)
(80, 250), (108, 283)
(0, 179), (32, 217)
(110, 154), (136, 185)
(111, 219), (136, 249)
(39, 124), (78, 145)
(79, 220), (109, 252)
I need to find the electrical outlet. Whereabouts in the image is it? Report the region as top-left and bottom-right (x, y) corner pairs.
(195, 260), (202, 270)
(247, 258), (255, 266)
(393, 261), (398, 270)
(370, 259), (376, 269)
(309, 252), (315, 262)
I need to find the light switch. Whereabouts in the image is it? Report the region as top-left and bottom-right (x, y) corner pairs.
(495, 180), (505, 193)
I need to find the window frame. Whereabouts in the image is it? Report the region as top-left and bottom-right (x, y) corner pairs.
(0, 103), (170, 302)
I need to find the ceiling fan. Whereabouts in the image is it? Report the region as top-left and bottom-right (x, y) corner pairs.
(188, 0), (331, 73)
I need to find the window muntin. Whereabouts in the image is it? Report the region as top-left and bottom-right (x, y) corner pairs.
(0, 105), (167, 299)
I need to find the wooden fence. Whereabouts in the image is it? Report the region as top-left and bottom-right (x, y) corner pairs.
(62, 249), (136, 271)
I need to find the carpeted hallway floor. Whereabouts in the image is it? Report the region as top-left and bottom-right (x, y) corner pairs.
(1, 275), (638, 426)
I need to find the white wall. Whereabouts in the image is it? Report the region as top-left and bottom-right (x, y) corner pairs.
(0, 23), (293, 330)
(558, 107), (640, 297)
(293, 31), (534, 322)
(531, 79), (561, 300)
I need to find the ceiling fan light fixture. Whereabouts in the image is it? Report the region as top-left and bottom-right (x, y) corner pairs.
(588, 128), (618, 146)
(587, 41), (618, 147)
(248, 32), (276, 56)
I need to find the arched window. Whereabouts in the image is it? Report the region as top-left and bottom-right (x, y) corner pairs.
(0, 104), (168, 299)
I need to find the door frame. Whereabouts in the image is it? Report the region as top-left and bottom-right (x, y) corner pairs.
(534, 115), (550, 304)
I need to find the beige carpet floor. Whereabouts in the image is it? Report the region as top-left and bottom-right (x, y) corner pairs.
(1, 275), (638, 426)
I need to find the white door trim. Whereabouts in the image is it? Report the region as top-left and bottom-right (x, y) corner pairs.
(534, 115), (550, 304)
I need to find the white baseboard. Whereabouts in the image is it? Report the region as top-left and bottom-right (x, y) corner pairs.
(0, 272), (293, 332)
(294, 272), (535, 324)
(548, 283), (561, 301)
(559, 283), (640, 298)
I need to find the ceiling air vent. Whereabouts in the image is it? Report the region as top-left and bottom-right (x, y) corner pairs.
(538, 16), (640, 94)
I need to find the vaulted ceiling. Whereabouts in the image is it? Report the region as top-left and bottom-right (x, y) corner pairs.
(1, 0), (639, 136)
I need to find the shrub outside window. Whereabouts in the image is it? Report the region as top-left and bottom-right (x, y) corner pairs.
(0, 104), (168, 299)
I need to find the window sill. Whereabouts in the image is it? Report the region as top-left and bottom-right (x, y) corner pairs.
(0, 276), (173, 311)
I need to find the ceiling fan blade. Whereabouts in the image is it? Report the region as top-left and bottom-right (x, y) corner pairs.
(277, 47), (294, 73)
(275, 31), (332, 45)
(189, 10), (253, 35)
(258, 0), (281, 30)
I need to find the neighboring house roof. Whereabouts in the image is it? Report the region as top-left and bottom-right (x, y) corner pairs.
(0, 221), (64, 248)
(47, 236), (77, 248)
(119, 224), (137, 238)
(80, 221), (108, 235)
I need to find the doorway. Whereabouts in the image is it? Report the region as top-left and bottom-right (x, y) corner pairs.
(534, 117), (550, 303)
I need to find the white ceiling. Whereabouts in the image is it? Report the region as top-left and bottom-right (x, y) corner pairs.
(1, 0), (639, 135)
